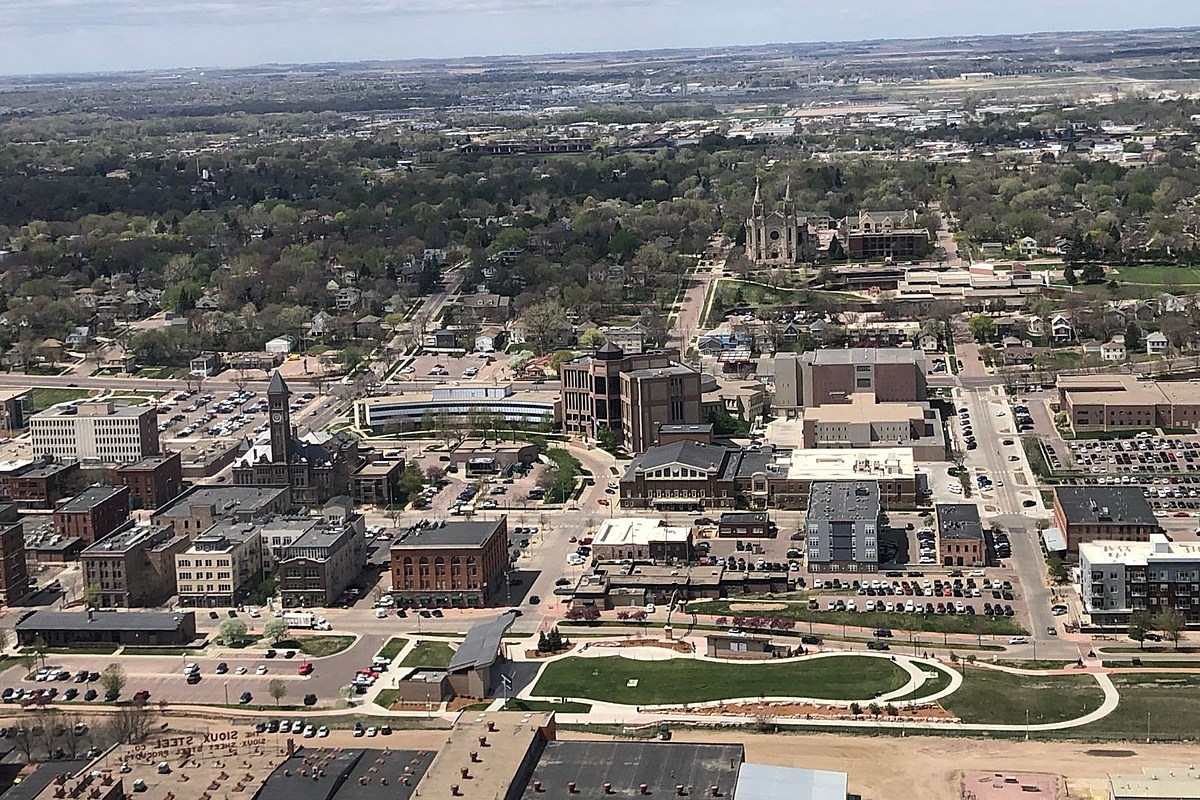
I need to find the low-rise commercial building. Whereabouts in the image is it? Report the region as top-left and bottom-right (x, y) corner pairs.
(1053, 486), (1160, 554)
(112, 452), (183, 509)
(620, 441), (918, 511)
(30, 402), (159, 464)
(773, 347), (927, 415)
(351, 458), (404, 506)
(15, 609), (197, 647)
(175, 522), (265, 608)
(52, 485), (130, 544)
(590, 517), (692, 563)
(448, 439), (539, 476)
(389, 517), (509, 607)
(277, 497), (367, 608)
(1058, 374), (1200, 433)
(718, 512), (772, 538)
(805, 480), (881, 573)
(80, 521), (189, 608)
(1109, 766), (1200, 800)
(0, 457), (80, 509)
(1081, 533), (1200, 626)
(936, 503), (985, 567)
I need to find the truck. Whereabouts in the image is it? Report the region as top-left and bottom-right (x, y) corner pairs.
(284, 612), (315, 629)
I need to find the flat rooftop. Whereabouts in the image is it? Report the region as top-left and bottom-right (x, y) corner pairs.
(1080, 533), (1200, 566)
(807, 480), (881, 520)
(391, 518), (505, 549)
(803, 347), (923, 366)
(593, 518), (690, 547)
(1109, 766), (1200, 799)
(16, 609), (192, 633)
(155, 485), (290, 519)
(776, 447), (916, 481)
(115, 452), (179, 471)
(801, 395), (929, 424)
(257, 749), (432, 800)
(1054, 485), (1158, 528)
(56, 485), (127, 513)
(517, 741), (744, 800)
(418, 712), (552, 800)
(33, 402), (152, 418)
(81, 522), (177, 555)
(936, 503), (984, 541)
(355, 460), (403, 476)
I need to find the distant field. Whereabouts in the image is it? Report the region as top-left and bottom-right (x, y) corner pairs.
(1114, 265), (1200, 286)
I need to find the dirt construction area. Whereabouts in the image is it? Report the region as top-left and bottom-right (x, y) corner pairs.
(568, 730), (1200, 800)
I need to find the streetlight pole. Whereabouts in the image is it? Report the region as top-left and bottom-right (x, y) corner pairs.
(224, 682), (229, 706)
(1147, 711), (1152, 743)
(1025, 708), (1030, 741)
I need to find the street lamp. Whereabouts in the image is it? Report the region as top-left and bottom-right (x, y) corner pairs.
(223, 682), (229, 706)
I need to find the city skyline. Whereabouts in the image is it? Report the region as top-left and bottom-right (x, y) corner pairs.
(1, 0), (1199, 75)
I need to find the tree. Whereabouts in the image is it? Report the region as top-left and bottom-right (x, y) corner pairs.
(0, 627), (8, 653)
(967, 314), (996, 343)
(578, 328), (606, 350)
(216, 618), (249, 646)
(1064, 264), (1077, 285)
(520, 299), (568, 355)
(1128, 609), (1153, 650)
(1152, 608), (1187, 649)
(1046, 552), (1067, 584)
(100, 663), (126, 699)
(263, 618), (289, 645)
(268, 678), (288, 707)
(537, 631), (550, 653)
(82, 582), (102, 609)
(1081, 264), (1106, 284)
(425, 465), (446, 484)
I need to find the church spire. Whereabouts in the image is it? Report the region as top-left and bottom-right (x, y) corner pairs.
(752, 177), (763, 216)
(783, 175), (795, 216)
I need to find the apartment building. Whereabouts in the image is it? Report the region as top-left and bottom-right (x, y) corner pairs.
(389, 517), (508, 608)
(838, 209), (932, 260)
(1053, 486), (1160, 553)
(1080, 533), (1200, 625)
(80, 521), (189, 608)
(0, 457), (80, 509)
(112, 452), (183, 509)
(52, 486), (130, 544)
(30, 402), (159, 464)
(175, 522), (264, 608)
(805, 480), (881, 573)
(0, 505), (27, 606)
(153, 485), (293, 536)
(773, 348), (927, 415)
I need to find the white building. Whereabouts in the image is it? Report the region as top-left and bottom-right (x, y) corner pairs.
(354, 384), (558, 432)
(1146, 331), (1168, 355)
(175, 521), (264, 608)
(1101, 339), (1126, 362)
(30, 402), (159, 464)
(265, 335), (296, 355)
(1079, 533), (1200, 627)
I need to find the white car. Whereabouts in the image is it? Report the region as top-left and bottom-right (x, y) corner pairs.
(183, 663), (199, 674)
(256, 665), (268, 675)
(644, 604), (655, 614)
(235, 666), (248, 675)
(948, 484), (963, 494)
(1008, 636), (1029, 645)
(248, 608), (261, 618)
(374, 608), (387, 619)
(318, 726), (329, 738)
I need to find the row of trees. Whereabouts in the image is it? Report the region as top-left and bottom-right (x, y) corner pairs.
(1127, 608), (1188, 649)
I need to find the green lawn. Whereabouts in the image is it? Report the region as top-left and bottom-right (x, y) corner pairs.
(1071, 673), (1200, 740)
(374, 689), (400, 708)
(1114, 265), (1200, 286)
(400, 641), (456, 668)
(376, 637), (409, 661)
(275, 636), (356, 658)
(29, 387), (90, 412)
(688, 600), (1027, 636)
(532, 655), (909, 705)
(939, 668), (1105, 726)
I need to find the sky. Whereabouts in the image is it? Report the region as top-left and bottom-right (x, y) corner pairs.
(2, 0), (1200, 76)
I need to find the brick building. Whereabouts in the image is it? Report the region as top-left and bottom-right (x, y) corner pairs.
(53, 486), (130, 544)
(80, 521), (189, 608)
(590, 518), (692, 563)
(277, 498), (367, 608)
(153, 485), (293, 536)
(0, 504), (27, 606)
(113, 452), (183, 509)
(0, 457), (80, 509)
(389, 517), (508, 608)
(773, 348), (927, 415)
(936, 503), (985, 567)
(1053, 486), (1161, 554)
(838, 210), (931, 261)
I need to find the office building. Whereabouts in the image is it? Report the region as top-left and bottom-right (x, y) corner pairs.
(936, 503), (985, 567)
(30, 402), (159, 464)
(1109, 766), (1200, 800)
(560, 343), (697, 449)
(0, 388), (30, 433)
(1058, 374), (1200, 433)
(351, 459), (404, 507)
(0, 506), (27, 606)
(1053, 486), (1160, 553)
(354, 385), (559, 433)
(718, 512), (772, 539)
(153, 485), (293, 536)
(233, 372), (359, 504)
(15, 609), (196, 647)
(80, 521), (189, 608)
(174, 522), (265, 608)
(805, 480), (882, 573)
(798, 395), (946, 460)
(277, 498), (367, 608)
(773, 348), (927, 414)
(838, 209), (931, 260)
(113, 452), (183, 509)
(1081, 534), (1200, 626)
(52, 485), (130, 544)
(590, 518), (692, 563)
(389, 517), (508, 608)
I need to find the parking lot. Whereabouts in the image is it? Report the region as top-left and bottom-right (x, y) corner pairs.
(805, 573), (1019, 620)
(390, 350), (516, 385)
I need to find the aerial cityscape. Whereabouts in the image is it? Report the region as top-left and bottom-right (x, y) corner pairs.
(7, 11), (1200, 800)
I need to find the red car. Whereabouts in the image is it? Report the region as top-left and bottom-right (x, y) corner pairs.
(298, 662), (313, 676)
(597, 498), (609, 506)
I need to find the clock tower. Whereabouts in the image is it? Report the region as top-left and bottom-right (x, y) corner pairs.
(267, 370), (292, 465)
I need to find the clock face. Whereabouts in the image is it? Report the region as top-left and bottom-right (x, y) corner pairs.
(272, 412), (282, 422)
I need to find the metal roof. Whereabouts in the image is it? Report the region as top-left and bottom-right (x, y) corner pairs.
(16, 609), (191, 633)
(447, 611), (517, 672)
(734, 763), (848, 800)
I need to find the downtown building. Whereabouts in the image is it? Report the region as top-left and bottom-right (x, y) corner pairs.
(30, 402), (159, 464)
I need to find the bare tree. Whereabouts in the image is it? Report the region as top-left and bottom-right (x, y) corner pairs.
(11, 722), (34, 761)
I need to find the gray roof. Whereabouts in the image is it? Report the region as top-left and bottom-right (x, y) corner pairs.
(56, 485), (127, 513)
(155, 485), (290, 520)
(626, 441), (732, 475)
(1054, 486), (1158, 528)
(447, 611), (517, 672)
(623, 364), (696, 380)
(391, 518), (505, 549)
(659, 423), (714, 434)
(734, 763), (848, 800)
(257, 749), (430, 800)
(936, 503), (984, 541)
(803, 347), (923, 366)
(807, 480), (880, 521)
(518, 742), (743, 800)
(720, 512), (768, 524)
(268, 370), (289, 396)
(16, 609), (192, 633)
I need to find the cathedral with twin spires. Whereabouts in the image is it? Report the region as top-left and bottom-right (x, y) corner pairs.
(744, 177), (818, 266)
